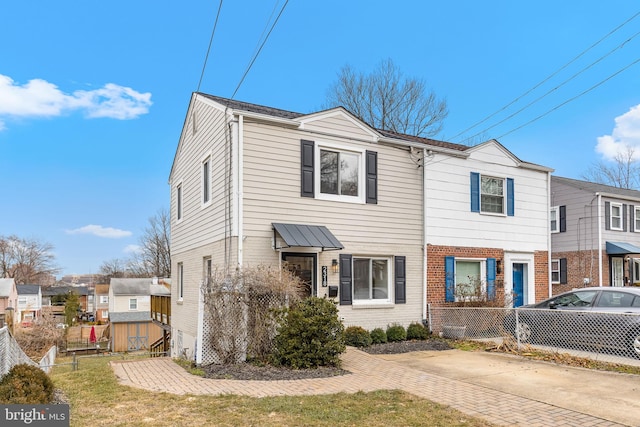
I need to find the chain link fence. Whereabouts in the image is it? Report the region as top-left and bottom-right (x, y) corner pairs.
(428, 306), (640, 364)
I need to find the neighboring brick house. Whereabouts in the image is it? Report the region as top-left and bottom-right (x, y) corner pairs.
(168, 93), (553, 363)
(551, 176), (640, 292)
(94, 284), (110, 323)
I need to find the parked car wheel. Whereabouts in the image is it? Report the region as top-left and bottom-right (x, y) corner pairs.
(627, 329), (640, 359)
(515, 321), (532, 343)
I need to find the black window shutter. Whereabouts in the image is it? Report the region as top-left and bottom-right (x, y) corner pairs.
(560, 258), (567, 284)
(631, 205), (636, 232)
(605, 201), (610, 230)
(366, 150), (378, 204)
(300, 140), (315, 198)
(339, 254), (352, 305)
(394, 256), (406, 304)
(623, 204), (628, 231)
(559, 205), (566, 232)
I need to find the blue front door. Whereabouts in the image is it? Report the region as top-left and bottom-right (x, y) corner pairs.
(513, 263), (524, 307)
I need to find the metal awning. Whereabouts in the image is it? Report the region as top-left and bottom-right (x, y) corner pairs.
(606, 241), (640, 255)
(272, 223), (343, 251)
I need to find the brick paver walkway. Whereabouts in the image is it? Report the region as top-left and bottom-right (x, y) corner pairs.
(111, 348), (627, 426)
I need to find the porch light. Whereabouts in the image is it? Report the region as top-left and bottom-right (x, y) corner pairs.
(332, 259), (339, 274)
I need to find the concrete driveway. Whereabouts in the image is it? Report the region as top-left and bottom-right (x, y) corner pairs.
(378, 349), (640, 427)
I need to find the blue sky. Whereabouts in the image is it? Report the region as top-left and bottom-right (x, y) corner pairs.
(1, 1), (639, 277)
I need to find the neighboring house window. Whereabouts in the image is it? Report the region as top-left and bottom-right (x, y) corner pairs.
(610, 202), (623, 230)
(445, 256), (496, 302)
(550, 206), (559, 233)
(202, 156), (211, 205)
(551, 258), (567, 284)
(100, 295), (109, 304)
(18, 297), (27, 306)
(551, 259), (560, 284)
(353, 257), (391, 301)
(176, 182), (183, 221)
(300, 140), (377, 204)
(129, 298), (137, 310)
(178, 262), (184, 300)
(203, 257), (212, 283)
(338, 254), (405, 305)
(635, 206), (640, 232)
(470, 172), (514, 216)
(633, 258), (640, 283)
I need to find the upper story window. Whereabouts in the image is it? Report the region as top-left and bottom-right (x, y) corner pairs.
(301, 140), (377, 204)
(550, 206), (559, 233)
(470, 172), (514, 216)
(202, 155), (211, 206)
(129, 298), (138, 310)
(635, 206), (640, 232)
(610, 202), (623, 230)
(99, 295), (109, 304)
(176, 182), (183, 222)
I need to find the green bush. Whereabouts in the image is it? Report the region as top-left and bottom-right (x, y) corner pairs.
(0, 364), (54, 404)
(386, 324), (407, 342)
(272, 297), (346, 369)
(370, 327), (387, 344)
(406, 322), (429, 340)
(344, 326), (372, 348)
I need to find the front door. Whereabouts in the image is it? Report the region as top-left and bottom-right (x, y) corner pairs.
(612, 257), (624, 287)
(282, 253), (316, 297)
(513, 263), (525, 307)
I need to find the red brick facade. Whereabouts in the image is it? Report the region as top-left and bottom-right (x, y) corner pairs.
(551, 250), (611, 294)
(427, 244), (549, 306)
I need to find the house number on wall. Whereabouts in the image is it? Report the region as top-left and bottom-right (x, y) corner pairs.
(322, 266), (328, 287)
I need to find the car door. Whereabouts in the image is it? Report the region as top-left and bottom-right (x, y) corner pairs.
(547, 290), (599, 346)
(591, 290), (638, 351)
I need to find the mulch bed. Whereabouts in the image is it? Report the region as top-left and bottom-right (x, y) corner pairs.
(202, 339), (452, 381)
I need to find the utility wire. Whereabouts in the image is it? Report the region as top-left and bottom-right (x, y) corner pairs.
(197, 0), (224, 92)
(460, 29), (640, 143)
(497, 56), (640, 139)
(231, 0), (290, 99)
(449, 10), (640, 142)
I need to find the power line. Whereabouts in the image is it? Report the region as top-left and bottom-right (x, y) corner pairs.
(231, 0), (290, 99)
(460, 29), (640, 144)
(497, 56), (640, 139)
(197, 0), (224, 93)
(449, 10), (640, 142)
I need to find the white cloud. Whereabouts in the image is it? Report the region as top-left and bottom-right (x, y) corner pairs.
(0, 74), (152, 129)
(123, 244), (142, 254)
(66, 224), (132, 239)
(596, 104), (640, 160)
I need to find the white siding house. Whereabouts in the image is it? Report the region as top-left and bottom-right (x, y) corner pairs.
(16, 284), (42, 326)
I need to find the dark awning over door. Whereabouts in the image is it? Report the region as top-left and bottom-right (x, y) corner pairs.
(606, 241), (640, 255)
(272, 223), (343, 251)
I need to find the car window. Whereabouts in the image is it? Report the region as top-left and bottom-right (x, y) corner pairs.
(597, 291), (634, 308)
(633, 296), (640, 307)
(552, 290), (598, 307)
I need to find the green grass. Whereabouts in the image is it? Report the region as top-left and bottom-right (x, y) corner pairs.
(51, 355), (496, 427)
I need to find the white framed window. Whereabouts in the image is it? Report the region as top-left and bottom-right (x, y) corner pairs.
(203, 257), (212, 282)
(454, 258), (486, 300)
(610, 202), (623, 230)
(633, 258), (640, 283)
(129, 298), (138, 310)
(99, 295), (108, 304)
(551, 259), (561, 284)
(635, 206), (640, 232)
(550, 206), (559, 233)
(103, 310), (109, 318)
(480, 175), (505, 214)
(316, 142), (365, 203)
(18, 297), (27, 306)
(352, 256), (391, 302)
(202, 155), (211, 206)
(178, 262), (184, 300)
(176, 181), (183, 222)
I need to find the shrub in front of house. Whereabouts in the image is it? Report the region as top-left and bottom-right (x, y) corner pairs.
(272, 297), (346, 369)
(406, 322), (429, 340)
(344, 326), (372, 348)
(0, 364), (54, 404)
(386, 324), (407, 342)
(370, 327), (387, 344)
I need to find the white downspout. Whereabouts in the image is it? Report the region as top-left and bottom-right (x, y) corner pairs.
(597, 193), (603, 286)
(547, 171), (552, 298)
(236, 115), (244, 267)
(422, 149), (428, 324)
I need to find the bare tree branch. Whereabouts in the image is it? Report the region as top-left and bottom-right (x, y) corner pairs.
(324, 59), (448, 137)
(0, 235), (59, 284)
(582, 146), (640, 190)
